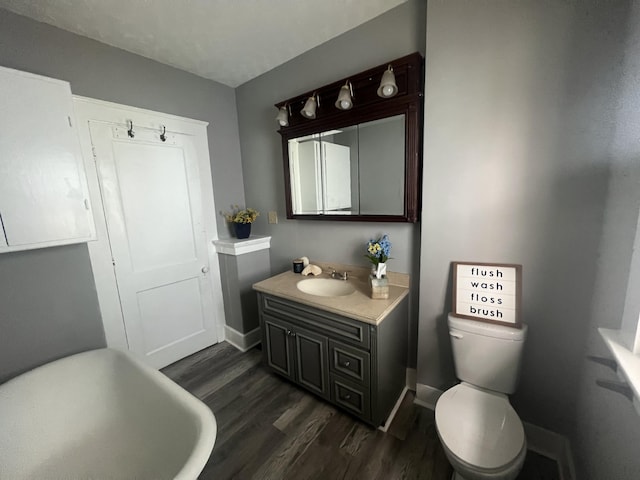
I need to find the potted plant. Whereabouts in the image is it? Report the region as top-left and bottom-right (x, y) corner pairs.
(221, 205), (260, 239)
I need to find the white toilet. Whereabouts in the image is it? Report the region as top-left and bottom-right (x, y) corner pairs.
(435, 314), (528, 480)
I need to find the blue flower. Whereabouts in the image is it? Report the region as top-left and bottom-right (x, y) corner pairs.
(364, 234), (392, 265)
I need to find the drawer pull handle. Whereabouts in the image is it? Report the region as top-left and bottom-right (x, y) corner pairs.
(342, 361), (351, 367)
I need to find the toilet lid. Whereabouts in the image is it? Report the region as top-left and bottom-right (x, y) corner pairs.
(435, 384), (524, 469)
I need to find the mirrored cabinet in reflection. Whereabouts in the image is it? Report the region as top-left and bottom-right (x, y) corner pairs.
(276, 53), (423, 223)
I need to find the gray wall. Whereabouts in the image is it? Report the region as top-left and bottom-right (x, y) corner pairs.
(219, 250), (272, 333)
(0, 244), (104, 382)
(573, 0), (640, 477)
(0, 8), (245, 380)
(236, 0), (426, 367)
(419, 0), (640, 477)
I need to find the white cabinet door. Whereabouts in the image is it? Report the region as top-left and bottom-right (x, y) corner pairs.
(322, 142), (351, 211)
(295, 140), (323, 214)
(292, 140), (351, 214)
(0, 67), (94, 252)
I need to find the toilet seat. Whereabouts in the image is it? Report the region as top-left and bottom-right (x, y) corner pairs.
(435, 383), (525, 470)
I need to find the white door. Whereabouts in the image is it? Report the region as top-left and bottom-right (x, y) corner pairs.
(89, 120), (219, 368)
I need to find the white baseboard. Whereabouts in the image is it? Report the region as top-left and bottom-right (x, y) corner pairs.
(379, 386), (409, 432)
(523, 422), (575, 480)
(224, 325), (261, 352)
(413, 383), (575, 480)
(376, 370), (417, 432)
(414, 383), (443, 409)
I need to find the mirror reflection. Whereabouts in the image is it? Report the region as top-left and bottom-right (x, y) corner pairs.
(288, 114), (405, 216)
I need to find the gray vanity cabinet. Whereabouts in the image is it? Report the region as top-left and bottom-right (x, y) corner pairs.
(257, 292), (408, 427)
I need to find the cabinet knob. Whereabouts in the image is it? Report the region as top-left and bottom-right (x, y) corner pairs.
(344, 394), (351, 400)
(286, 330), (292, 336)
(291, 331), (296, 337)
(342, 361), (351, 367)
(201, 266), (209, 273)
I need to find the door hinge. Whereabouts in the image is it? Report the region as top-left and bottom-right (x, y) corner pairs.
(112, 258), (116, 266)
(68, 116), (73, 127)
(91, 146), (97, 159)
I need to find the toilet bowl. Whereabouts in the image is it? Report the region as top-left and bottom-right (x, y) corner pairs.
(435, 383), (526, 480)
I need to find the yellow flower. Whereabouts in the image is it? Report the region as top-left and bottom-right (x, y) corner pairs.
(221, 205), (260, 224)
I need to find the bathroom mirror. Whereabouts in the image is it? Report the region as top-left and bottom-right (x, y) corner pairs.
(287, 115), (405, 216)
(277, 52), (423, 223)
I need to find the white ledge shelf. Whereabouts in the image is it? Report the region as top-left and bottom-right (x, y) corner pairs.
(213, 235), (271, 256)
(599, 328), (640, 414)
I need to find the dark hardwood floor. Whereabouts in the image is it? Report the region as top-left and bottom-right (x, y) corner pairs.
(162, 342), (559, 480)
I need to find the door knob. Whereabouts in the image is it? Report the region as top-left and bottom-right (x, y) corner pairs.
(201, 266), (209, 273)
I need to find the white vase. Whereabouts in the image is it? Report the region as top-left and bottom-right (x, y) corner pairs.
(372, 262), (387, 279)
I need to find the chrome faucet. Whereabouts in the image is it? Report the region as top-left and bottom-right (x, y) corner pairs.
(330, 269), (349, 281)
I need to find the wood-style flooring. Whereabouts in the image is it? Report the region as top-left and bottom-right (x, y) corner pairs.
(162, 342), (560, 480)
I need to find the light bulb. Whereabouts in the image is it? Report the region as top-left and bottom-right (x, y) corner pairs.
(340, 99), (351, 109)
(382, 85), (395, 97)
(275, 106), (289, 126)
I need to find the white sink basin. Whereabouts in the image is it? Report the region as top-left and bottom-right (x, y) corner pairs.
(297, 278), (356, 297)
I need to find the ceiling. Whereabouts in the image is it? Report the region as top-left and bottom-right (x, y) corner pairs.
(0, 0), (406, 88)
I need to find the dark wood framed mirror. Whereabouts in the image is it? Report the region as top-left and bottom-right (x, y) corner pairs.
(276, 52), (424, 223)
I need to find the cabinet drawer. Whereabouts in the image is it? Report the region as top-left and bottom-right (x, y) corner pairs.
(261, 294), (370, 349)
(329, 340), (370, 387)
(330, 374), (371, 421)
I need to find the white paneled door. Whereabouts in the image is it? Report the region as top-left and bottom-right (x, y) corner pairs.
(88, 119), (219, 368)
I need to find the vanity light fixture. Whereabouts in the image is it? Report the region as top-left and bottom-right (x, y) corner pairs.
(335, 81), (354, 110)
(301, 94), (319, 119)
(377, 65), (398, 98)
(276, 104), (290, 127)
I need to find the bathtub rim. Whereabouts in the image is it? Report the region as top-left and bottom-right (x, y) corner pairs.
(0, 347), (217, 480)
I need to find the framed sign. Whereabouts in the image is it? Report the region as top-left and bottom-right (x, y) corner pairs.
(452, 262), (522, 328)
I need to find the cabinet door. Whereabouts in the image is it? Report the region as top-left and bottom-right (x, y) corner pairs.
(321, 142), (351, 211)
(293, 325), (330, 400)
(0, 67), (94, 251)
(294, 140), (323, 214)
(264, 316), (295, 380)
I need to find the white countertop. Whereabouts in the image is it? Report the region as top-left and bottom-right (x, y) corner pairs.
(253, 263), (410, 326)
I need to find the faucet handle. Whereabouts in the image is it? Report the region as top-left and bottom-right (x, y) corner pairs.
(332, 270), (349, 280)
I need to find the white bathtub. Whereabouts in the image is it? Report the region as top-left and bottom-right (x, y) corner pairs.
(0, 348), (216, 480)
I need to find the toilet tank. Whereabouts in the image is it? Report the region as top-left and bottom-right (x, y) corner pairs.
(448, 314), (527, 394)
